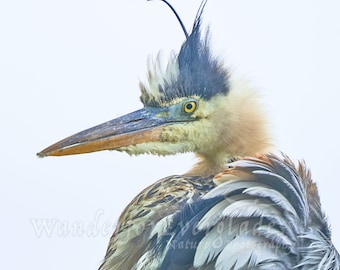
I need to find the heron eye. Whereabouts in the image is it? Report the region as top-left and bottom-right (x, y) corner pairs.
(183, 101), (197, 114)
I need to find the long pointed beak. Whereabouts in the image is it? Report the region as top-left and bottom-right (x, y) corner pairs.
(37, 107), (174, 157)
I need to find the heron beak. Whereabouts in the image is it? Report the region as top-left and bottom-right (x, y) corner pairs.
(37, 107), (174, 157)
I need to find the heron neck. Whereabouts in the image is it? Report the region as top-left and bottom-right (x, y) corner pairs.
(186, 79), (272, 176)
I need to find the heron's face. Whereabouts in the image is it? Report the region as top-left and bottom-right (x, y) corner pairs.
(38, 2), (271, 178)
(38, 16), (232, 159)
(37, 94), (227, 158)
(38, 13), (269, 162)
(115, 94), (229, 156)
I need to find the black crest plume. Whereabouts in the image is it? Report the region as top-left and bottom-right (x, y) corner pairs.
(140, 0), (230, 107)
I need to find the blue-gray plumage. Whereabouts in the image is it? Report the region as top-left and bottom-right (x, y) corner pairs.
(37, 0), (339, 269)
(133, 154), (340, 270)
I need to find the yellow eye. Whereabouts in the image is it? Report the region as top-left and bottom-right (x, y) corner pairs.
(183, 101), (197, 114)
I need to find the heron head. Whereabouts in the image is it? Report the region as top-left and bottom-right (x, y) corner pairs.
(37, 3), (271, 175)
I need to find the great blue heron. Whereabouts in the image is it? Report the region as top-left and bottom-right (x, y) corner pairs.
(38, 1), (339, 269)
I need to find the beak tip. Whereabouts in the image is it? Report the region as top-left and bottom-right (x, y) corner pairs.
(36, 151), (46, 158)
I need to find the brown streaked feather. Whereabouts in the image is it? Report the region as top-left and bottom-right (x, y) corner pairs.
(99, 175), (216, 270)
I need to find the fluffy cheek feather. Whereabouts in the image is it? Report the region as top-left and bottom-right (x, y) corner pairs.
(118, 141), (194, 156)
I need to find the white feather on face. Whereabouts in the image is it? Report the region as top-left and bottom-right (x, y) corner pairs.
(140, 52), (180, 107)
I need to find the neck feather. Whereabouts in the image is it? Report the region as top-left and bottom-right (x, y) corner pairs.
(186, 78), (272, 176)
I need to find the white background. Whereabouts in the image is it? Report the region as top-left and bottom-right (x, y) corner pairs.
(1, 0), (340, 269)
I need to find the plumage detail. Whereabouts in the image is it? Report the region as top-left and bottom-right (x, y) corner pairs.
(297, 230), (340, 270)
(98, 154), (339, 269)
(99, 175), (216, 270)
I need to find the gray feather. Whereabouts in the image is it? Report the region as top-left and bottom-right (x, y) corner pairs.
(215, 235), (288, 269)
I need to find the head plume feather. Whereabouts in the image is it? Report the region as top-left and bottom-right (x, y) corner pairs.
(140, 1), (229, 107)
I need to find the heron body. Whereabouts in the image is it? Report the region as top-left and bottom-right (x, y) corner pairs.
(38, 1), (339, 269)
(96, 154), (339, 270)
